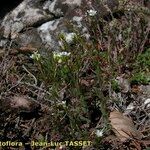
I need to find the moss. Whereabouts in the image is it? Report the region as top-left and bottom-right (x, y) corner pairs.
(111, 80), (120, 92)
(131, 72), (150, 85)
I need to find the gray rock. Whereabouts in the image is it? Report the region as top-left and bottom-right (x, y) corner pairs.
(116, 76), (131, 93)
(14, 28), (43, 50)
(0, 0), (119, 51)
(1, 0), (54, 39)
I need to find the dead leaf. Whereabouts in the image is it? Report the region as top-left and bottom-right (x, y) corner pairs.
(109, 111), (143, 142)
(79, 79), (90, 87)
(131, 85), (142, 94)
(10, 96), (31, 109)
(79, 78), (94, 87)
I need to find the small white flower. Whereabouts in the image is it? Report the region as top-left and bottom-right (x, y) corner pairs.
(87, 9), (97, 16)
(61, 101), (66, 105)
(57, 101), (66, 107)
(59, 32), (76, 49)
(95, 129), (103, 137)
(127, 8), (131, 11)
(65, 33), (77, 43)
(58, 58), (62, 63)
(53, 51), (71, 57)
(60, 52), (71, 56)
(30, 51), (41, 61)
(53, 51), (71, 63)
(118, 33), (122, 41)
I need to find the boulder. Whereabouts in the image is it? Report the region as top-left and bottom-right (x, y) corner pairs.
(0, 0), (119, 51)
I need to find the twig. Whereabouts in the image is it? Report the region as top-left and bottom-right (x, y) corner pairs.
(1, 74), (26, 96)
(22, 65), (37, 85)
(20, 81), (51, 96)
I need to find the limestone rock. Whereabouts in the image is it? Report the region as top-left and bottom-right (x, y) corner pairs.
(0, 0), (119, 51)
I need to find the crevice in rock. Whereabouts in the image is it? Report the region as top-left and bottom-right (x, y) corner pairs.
(20, 15), (64, 34)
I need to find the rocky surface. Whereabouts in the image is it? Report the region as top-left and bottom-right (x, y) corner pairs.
(0, 0), (149, 51)
(0, 0), (119, 51)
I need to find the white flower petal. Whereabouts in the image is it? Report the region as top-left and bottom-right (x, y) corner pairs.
(95, 129), (103, 137)
(87, 9), (97, 16)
